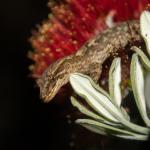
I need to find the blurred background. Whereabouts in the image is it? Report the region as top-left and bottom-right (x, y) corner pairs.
(0, 0), (150, 150)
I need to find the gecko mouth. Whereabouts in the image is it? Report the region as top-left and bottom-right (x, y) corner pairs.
(43, 92), (55, 103)
(42, 85), (58, 103)
(42, 80), (63, 103)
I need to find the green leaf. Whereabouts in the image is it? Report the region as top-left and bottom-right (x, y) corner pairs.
(120, 107), (130, 121)
(76, 119), (148, 141)
(69, 73), (122, 122)
(140, 11), (150, 55)
(71, 97), (105, 122)
(109, 58), (122, 107)
(109, 57), (130, 120)
(131, 46), (150, 71)
(69, 73), (150, 134)
(144, 73), (150, 114)
(130, 54), (150, 127)
(71, 96), (122, 127)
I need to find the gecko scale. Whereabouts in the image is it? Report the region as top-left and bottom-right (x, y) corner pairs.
(37, 20), (142, 103)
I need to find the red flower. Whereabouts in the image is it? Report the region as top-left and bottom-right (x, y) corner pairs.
(29, 0), (149, 77)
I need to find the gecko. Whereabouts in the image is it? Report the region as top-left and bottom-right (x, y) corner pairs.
(37, 20), (142, 103)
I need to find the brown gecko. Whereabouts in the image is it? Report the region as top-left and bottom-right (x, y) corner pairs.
(37, 20), (142, 103)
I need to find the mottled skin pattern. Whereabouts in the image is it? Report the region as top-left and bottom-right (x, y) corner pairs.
(37, 20), (141, 103)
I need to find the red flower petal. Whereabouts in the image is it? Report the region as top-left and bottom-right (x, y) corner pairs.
(29, 0), (149, 77)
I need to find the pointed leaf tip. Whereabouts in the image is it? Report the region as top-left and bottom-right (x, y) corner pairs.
(140, 11), (150, 56)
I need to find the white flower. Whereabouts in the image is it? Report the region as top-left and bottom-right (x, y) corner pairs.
(69, 59), (149, 140)
(69, 10), (150, 141)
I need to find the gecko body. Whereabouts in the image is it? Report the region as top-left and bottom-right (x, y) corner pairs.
(37, 20), (141, 103)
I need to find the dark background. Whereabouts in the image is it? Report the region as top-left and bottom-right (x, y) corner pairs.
(0, 0), (100, 149)
(0, 0), (69, 149)
(0, 0), (150, 150)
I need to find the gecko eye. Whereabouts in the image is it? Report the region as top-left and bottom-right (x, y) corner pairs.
(48, 76), (53, 81)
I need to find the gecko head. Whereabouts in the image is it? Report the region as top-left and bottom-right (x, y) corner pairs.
(36, 60), (69, 103)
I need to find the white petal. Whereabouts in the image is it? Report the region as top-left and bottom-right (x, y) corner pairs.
(76, 119), (148, 141)
(71, 96), (122, 127)
(70, 73), (150, 134)
(144, 72), (150, 113)
(140, 11), (150, 55)
(69, 73), (120, 122)
(109, 58), (122, 107)
(131, 46), (150, 71)
(71, 97), (106, 122)
(130, 54), (150, 127)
